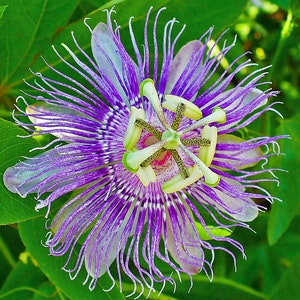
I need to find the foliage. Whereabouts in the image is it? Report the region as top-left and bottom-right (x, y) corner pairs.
(0, 0), (299, 299)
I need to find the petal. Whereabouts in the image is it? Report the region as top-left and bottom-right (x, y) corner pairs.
(165, 203), (203, 274)
(26, 103), (84, 139)
(91, 23), (139, 105)
(3, 152), (59, 198)
(216, 134), (263, 169)
(223, 87), (267, 111)
(84, 200), (137, 279)
(214, 178), (258, 222)
(216, 87), (268, 131)
(165, 40), (202, 96)
(3, 145), (98, 200)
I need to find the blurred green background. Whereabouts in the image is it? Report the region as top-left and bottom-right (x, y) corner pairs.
(0, 0), (300, 299)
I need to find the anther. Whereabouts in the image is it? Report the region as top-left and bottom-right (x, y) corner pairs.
(171, 102), (185, 131)
(140, 147), (166, 168)
(136, 165), (157, 186)
(169, 149), (189, 179)
(199, 125), (217, 167)
(179, 144), (220, 187)
(181, 137), (211, 146)
(162, 165), (204, 193)
(135, 118), (162, 140)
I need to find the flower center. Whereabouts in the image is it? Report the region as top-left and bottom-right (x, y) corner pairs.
(122, 79), (226, 192)
(141, 134), (171, 166)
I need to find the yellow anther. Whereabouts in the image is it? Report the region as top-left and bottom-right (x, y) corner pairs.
(123, 107), (146, 150)
(162, 95), (202, 120)
(136, 165), (157, 186)
(199, 125), (217, 167)
(162, 165), (203, 193)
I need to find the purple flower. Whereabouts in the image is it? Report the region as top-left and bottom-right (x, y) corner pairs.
(4, 7), (285, 297)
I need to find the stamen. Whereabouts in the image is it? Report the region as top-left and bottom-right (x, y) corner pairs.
(180, 107), (226, 134)
(140, 147), (166, 168)
(136, 165), (156, 186)
(199, 125), (217, 167)
(169, 149), (189, 179)
(140, 79), (170, 129)
(179, 144), (220, 187)
(163, 95), (202, 120)
(162, 165), (203, 193)
(123, 107), (146, 150)
(171, 102), (185, 131)
(182, 137), (211, 146)
(123, 139), (168, 173)
(135, 118), (162, 140)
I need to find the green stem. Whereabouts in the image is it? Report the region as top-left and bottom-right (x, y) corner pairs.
(269, 9), (295, 80)
(0, 234), (16, 268)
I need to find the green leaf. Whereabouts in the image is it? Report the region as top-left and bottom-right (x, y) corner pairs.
(154, 274), (267, 300)
(0, 5), (7, 19)
(19, 217), (126, 300)
(267, 114), (300, 245)
(195, 222), (232, 240)
(0, 258), (52, 300)
(271, 0), (289, 10)
(0, 0), (80, 91)
(269, 254), (300, 300)
(0, 118), (44, 225)
(164, 0), (249, 42)
(289, 0), (300, 17)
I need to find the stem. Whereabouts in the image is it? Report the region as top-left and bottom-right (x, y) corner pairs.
(0, 234), (16, 268)
(269, 10), (295, 80)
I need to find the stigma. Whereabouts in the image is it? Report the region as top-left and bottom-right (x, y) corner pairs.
(122, 79), (226, 191)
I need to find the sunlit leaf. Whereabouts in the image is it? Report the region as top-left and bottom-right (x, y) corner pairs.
(0, 5), (7, 19)
(195, 222), (232, 240)
(0, 0), (80, 96)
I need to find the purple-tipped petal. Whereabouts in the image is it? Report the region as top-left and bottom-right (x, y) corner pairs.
(216, 134), (263, 169)
(91, 22), (139, 105)
(165, 40), (203, 97)
(214, 178), (259, 222)
(26, 103), (85, 139)
(165, 204), (203, 274)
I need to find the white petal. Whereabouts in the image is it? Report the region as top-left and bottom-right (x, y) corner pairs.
(26, 104), (83, 139)
(3, 155), (56, 198)
(91, 23), (138, 104)
(84, 202), (137, 279)
(165, 40), (202, 95)
(165, 205), (203, 274)
(3, 148), (72, 198)
(217, 134), (263, 169)
(216, 87), (267, 112)
(214, 88), (267, 131)
(213, 178), (258, 222)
